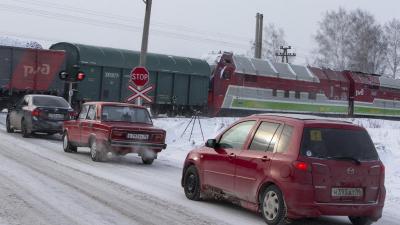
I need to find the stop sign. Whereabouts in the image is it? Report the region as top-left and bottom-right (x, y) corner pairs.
(130, 67), (149, 86)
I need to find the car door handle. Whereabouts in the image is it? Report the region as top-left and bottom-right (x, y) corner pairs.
(228, 153), (236, 159)
(261, 156), (271, 162)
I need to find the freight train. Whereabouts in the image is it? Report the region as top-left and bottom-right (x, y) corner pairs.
(1, 43), (400, 118)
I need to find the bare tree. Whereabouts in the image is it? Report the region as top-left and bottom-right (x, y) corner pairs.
(314, 8), (387, 74)
(384, 19), (400, 78)
(249, 23), (287, 62)
(24, 41), (43, 49)
(262, 23), (287, 62)
(347, 9), (387, 74)
(314, 8), (351, 70)
(0, 36), (43, 49)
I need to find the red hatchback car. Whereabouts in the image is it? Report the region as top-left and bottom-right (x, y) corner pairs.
(182, 114), (385, 225)
(63, 102), (166, 164)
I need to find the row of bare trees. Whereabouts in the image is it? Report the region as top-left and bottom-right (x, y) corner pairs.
(251, 8), (400, 79)
(315, 8), (400, 78)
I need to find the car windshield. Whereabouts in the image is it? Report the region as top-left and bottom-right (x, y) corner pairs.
(32, 96), (70, 108)
(300, 128), (379, 161)
(101, 106), (152, 124)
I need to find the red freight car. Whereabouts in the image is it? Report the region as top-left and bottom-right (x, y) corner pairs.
(0, 45), (66, 109)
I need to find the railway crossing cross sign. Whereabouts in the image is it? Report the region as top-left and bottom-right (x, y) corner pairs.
(130, 67), (149, 87)
(126, 84), (153, 103)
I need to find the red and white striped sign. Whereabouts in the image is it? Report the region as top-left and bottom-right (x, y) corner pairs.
(126, 84), (153, 103)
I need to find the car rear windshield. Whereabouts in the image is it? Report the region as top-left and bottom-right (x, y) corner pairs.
(101, 106), (152, 124)
(300, 128), (378, 161)
(32, 96), (70, 108)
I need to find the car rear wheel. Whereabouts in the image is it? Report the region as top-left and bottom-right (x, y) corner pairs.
(142, 157), (155, 165)
(90, 140), (106, 162)
(261, 185), (287, 225)
(6, 116), (14, 133)
(183, 165), (201, 201)
(63, 133), (77, 153)
(349, 216), (373, 225)
(21, 119), (31, 138)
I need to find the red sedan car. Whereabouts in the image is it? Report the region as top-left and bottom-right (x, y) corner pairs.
(182, 114), (385, 225)
(63, 102), (166, 164)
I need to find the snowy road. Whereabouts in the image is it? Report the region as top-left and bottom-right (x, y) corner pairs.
(0, 113), (397, 225)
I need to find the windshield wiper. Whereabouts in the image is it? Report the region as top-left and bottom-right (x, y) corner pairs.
(327, 156), (361, 165)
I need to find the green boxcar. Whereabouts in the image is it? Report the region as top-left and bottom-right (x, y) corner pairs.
(50, 43), (211, 114)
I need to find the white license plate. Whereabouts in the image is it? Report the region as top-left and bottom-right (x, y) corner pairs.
(127, 133), (149, 140)
(331, 188), (363, 197)
(48, 113), (64, 120)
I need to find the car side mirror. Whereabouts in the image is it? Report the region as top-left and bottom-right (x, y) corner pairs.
(205, 139), (218, 148)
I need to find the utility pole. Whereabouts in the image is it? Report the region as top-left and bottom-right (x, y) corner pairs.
(255, 13), (260, 58)
(254, 13), (263, 59)
(138, 0), (152, 106)
(276, 46), (296, 63)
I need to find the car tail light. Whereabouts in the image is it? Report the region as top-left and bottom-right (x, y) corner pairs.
(153, 134), (164, 142)
(68, 111), (78, 119)
(32, 108), (41, 117)
(381, 164), (385, 174)
(293, 161), (311, 172)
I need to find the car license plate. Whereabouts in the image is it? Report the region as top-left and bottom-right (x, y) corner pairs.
(48, 113), (64, 120)
(127, 133), (149, 140)
(331, 188), (363, 197)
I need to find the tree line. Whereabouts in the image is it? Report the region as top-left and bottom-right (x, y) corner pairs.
(252, 8), (400, 79)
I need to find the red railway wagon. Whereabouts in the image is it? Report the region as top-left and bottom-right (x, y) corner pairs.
(0, 45), (66, 109)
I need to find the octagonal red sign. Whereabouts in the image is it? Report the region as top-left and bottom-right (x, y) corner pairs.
(130, 67), (149, 86)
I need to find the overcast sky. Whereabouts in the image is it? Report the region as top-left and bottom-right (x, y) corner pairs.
(0, 0), (399, 64)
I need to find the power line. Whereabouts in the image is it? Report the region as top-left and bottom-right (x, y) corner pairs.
(0, 3), (250, 49)
(10, 0), (251, 43)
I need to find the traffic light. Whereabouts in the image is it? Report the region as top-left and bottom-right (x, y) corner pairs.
(58, 71), (85, 81)
(59, 71), (69, 80)
(76, 71), (85, 81)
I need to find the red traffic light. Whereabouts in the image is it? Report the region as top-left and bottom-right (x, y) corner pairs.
(76, 72), (85, 81)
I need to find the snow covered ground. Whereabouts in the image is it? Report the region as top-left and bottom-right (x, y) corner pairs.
(0, 113), (398, 225)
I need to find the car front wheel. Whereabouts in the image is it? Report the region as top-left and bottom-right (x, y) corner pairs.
(90, 140), (106, 162)
(260, 185), (287, 225)
(63, 133), (77, 153)
(183, 165), (201, 201)
(349, 216), (373, 225)
(6, 116), (14, 133)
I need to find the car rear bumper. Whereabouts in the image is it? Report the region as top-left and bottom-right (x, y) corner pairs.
(32, 119), (64, 133)
(110, 140), (167, 150)
(282, 183), (385, 221)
